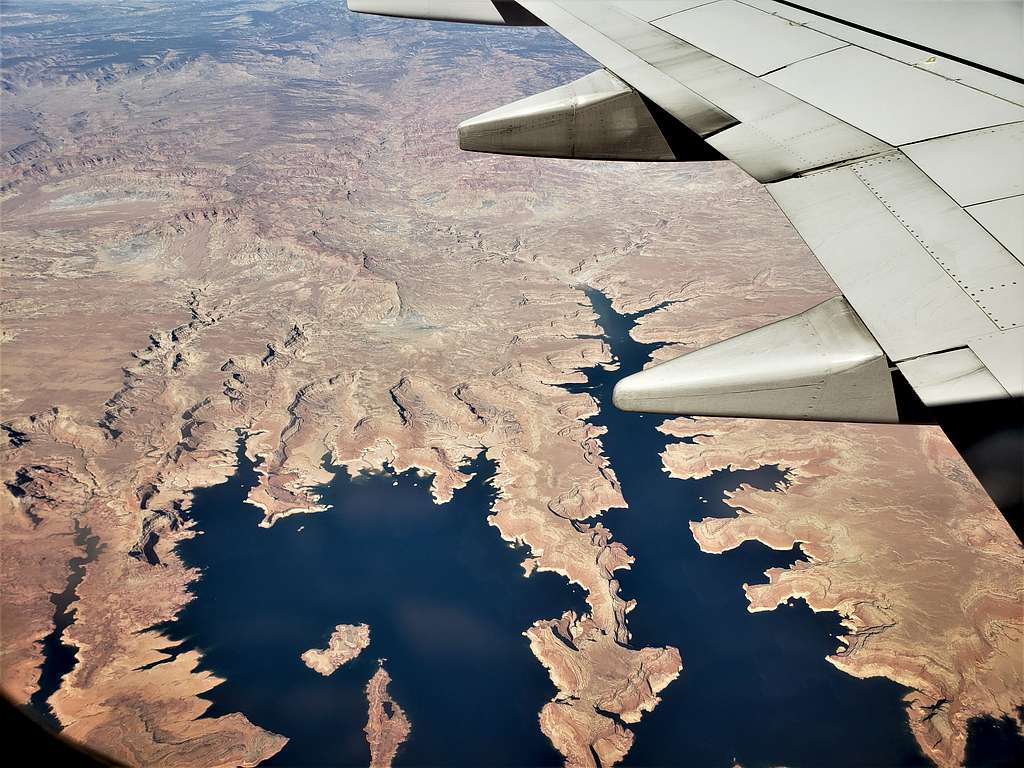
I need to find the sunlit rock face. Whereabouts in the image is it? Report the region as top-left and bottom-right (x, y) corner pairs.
(1, 2), (1019, 768)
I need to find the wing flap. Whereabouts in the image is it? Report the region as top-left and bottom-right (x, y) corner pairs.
(766, 159), (1006, 361)
(901, 123), (1024, 207)
(741, 0), (1024, 106)
(970, 328), (1024, 397)
(847, 153), (1024, 332)
(762, 46), (1024, 147)
(744, 0), (1024, 85)
(967, 196), (1024, 264)
(652, 0), (847, 77)
(609, 1), (712, 22)
(897, 349), (1009, 407)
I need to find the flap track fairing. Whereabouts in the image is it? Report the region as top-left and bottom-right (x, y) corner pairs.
(612, 297), (899, 423)
(347, 0), (543, 25)
(458, 69), (723, 161)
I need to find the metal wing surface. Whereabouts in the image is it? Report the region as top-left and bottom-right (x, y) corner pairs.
(347, 0), (1024, 424)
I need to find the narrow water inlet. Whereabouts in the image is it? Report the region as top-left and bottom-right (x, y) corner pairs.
(28, 520), (103, 730)
(565, 286), (929, 767)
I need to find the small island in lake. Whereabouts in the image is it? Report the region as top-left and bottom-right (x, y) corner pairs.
(300, 623), (371, 676)
(365, 664), (411, 768)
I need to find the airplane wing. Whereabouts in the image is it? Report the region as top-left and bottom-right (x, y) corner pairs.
(347, 0), (1024, 425)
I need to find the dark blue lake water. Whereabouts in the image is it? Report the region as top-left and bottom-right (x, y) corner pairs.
(159, 450), (584, 767)
(27, 522), (102, 730)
